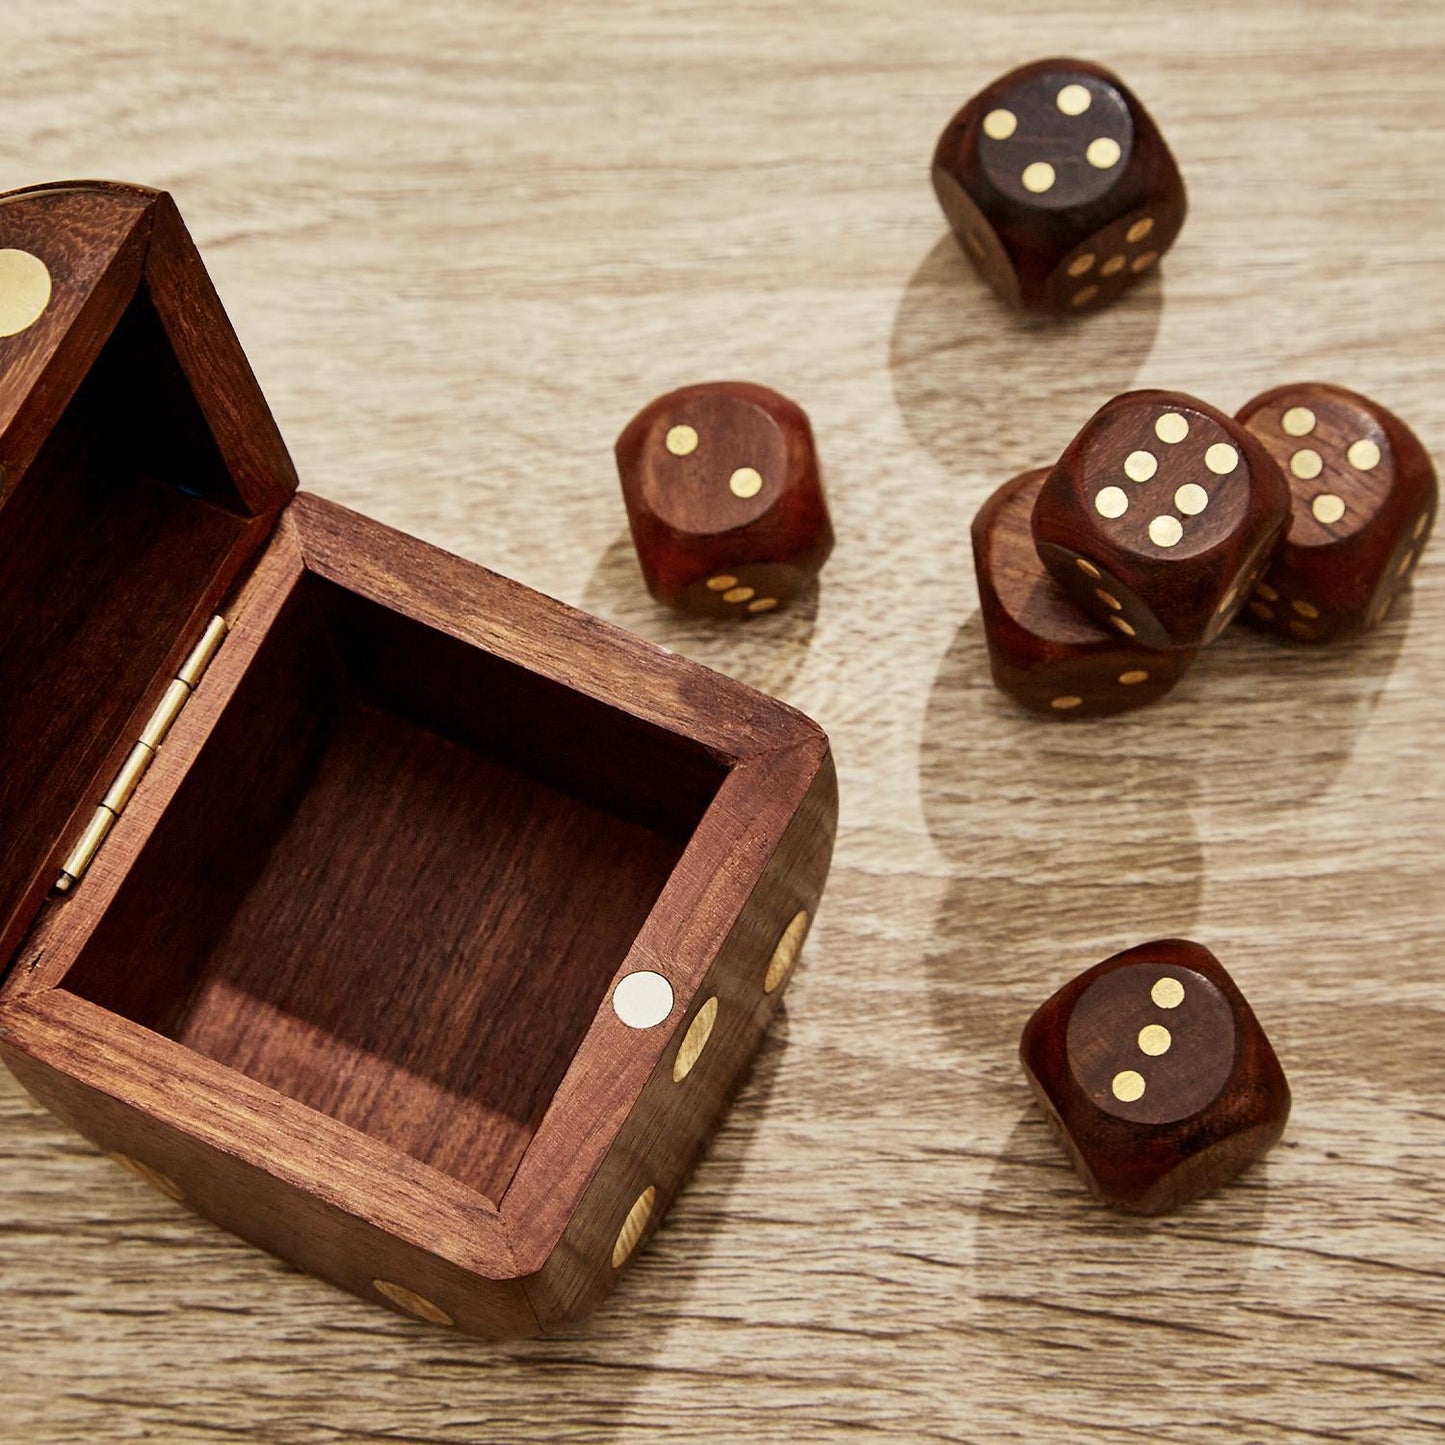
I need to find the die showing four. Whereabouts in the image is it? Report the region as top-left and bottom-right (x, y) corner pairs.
(615, 381), (833, 617)
(1020, 940), (1291, 1214)
(1032, 390), (1292, 649)
(973, 468), (1197, 717)
(1235, 382), (1438, 642)
(932, 58), (1186, 314)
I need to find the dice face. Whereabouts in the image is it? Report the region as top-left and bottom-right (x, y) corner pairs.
(975, 69), (1134, 211)
(972, 469), (1196, 717)
(615, 381), (833, 616)
(931, 58), (1186, 314)
(1053, 207), (1167, 314)
(1032, 391), (1291, 649)
(1065, 962), (1236, 1126)
(1235, 383), (1438, 642)
(1020, 940), (1291, 1214)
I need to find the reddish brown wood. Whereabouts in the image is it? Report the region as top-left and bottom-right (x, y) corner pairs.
(1032, 389), (1291, 649)
(615, 381), (833, 615)
(143, 191), (300, 516)
(972, 468), (1197, 717)
(931, 58), (1186, 314)
(0, 184), (838, 1337)
(1234, 382), (1438, 642)
(1020, 940), (1290, 1215)
(0, 181), (293, 965)
(0, 495), (835, 1335)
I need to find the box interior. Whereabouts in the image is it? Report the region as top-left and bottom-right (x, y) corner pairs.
(0, 290), (254, 944)
(60, 568), (729, 1204)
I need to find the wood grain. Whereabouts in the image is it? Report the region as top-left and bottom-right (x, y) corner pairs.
(2, 0), (1444, 1439)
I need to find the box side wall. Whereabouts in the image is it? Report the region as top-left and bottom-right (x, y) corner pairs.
(0, 1030), (539, 1337)
(521, 746), (837, 1331)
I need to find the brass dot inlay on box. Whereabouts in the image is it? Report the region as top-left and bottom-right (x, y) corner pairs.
(110, 1152), (186, 1202)
(373, 1279), (454, 1326)
(764, 910), (811, 994)
(0, 249), (52, 339)
(673, 996), (719, 1083)
(612, 1186), (657, 1269)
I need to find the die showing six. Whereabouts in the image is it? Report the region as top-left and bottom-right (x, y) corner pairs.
(973, 468), (1198, 717)
(1235, 382), (1438, 642)
(932, 58), (1186, 314)
(1032, 390), (1292, 650)
(615, 381), (833, 617)
(1020, 940), (1291, 1214)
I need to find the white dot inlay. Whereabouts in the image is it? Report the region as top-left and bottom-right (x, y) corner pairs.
(613, 971), (674, 1029)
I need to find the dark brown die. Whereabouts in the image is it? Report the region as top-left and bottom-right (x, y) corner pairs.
(972, 468), (1197, 717)
(1032, 390), (1291, 649)
(931, 58), (1186, 314)
(1020, 940), (1290, 1214)
(1235, 383), (1437, 642)
(615, 381), (833, 617)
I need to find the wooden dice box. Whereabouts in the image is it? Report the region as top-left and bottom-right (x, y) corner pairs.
(0, 181), (837, 1335)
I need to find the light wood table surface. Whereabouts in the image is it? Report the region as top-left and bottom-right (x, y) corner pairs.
(3, 3), (1443, 1441)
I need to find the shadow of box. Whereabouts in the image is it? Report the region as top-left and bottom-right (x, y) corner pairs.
(0, 181), (837, 1336)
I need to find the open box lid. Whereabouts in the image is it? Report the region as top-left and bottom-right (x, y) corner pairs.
(0, 180), (298, 965)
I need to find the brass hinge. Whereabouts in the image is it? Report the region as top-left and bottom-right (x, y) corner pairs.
(53, 615), (230, 894)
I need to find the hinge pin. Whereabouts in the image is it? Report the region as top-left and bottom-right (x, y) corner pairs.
(53, 615), (229, 894)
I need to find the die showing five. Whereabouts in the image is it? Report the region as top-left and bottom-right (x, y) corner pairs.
(932, 58), (1186, 314)
(1032, 390), (1292, 650)
(1020, 940), (1291, 1214)
(615, 381), (833, 617)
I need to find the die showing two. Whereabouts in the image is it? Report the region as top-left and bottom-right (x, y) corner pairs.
(976, 384), (1438, 717)
(616, 381), (833, 617)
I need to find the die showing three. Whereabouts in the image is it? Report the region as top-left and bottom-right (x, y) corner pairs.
(1021, 940), (1290, 1214)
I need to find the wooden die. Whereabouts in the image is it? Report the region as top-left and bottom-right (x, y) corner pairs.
(0, 181), (837, 1336)
(1020, 940), (1290, 1214)
(972, 468), (1197, 716)
(1235, 382), (1438, 641)
(932, 58), (1186, 314)
(616, 381), (834, 616)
